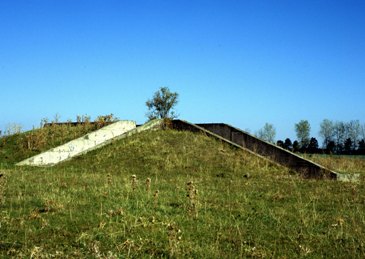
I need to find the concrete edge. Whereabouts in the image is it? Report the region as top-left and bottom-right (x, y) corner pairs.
(171, 119), (279, 165)
(224, 123), (360, 182)
(172, 120), (361, 182)
(219, 122), (340, 179)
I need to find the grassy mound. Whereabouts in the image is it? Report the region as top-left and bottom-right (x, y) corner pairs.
(1, 129), (365, 257)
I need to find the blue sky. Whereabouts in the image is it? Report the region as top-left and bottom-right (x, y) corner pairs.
(1, 0), (364, 140)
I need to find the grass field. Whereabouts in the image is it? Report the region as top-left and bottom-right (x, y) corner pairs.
(1, 127), (365, 257)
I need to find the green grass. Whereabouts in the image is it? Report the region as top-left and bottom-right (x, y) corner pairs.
(1, 129), (365, 257)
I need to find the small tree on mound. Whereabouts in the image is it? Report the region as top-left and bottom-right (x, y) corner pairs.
(256, 123), (276, 143)
(146, 87), (179, 121)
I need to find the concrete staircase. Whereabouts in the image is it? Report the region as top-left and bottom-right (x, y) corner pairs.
(17, 119), (162, 167)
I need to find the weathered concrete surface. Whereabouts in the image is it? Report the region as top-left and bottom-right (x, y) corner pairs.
(17, 121), (136, 167)
(172, 120), (339, 180)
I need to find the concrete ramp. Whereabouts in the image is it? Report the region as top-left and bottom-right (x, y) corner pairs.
(171, 120), (340, 179)
(17, 120), (136, 166)
(17, 119), (163, 167)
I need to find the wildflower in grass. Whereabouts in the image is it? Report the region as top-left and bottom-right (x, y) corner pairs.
(167, 223), (182, 257)
(91, 241), (102, 258)
(131, 174), (137, 191)
(154, 190), (159, 207)
(106, 251), (118, 259)
(107, 208), (124, 217)
(0, 172), (6, 204)
(121, 239), (135, 252)
(146, 177), (151, 193)
(41, 217), (49, 229)
(186, 181), (198, 218)
(30, 246), (42, 258)
(29, 209), (41, 220)
(299, 245), (312, 255)
(98, 221), (106, 229)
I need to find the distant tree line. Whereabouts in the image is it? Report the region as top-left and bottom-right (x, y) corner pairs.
(275, 119), (365, 155)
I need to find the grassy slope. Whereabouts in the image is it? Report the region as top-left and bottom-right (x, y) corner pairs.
(0, 124), (101, 167)
(1, 129), (365, 257)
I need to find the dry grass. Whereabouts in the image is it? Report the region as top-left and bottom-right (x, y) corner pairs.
(306, 154), (365, 174)
(1, 129), (365, 257)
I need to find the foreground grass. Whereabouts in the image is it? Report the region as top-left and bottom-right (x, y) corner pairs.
(1, 130), (365, 257)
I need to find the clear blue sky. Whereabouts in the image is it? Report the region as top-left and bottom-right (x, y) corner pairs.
(1, 0), (364, 141)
